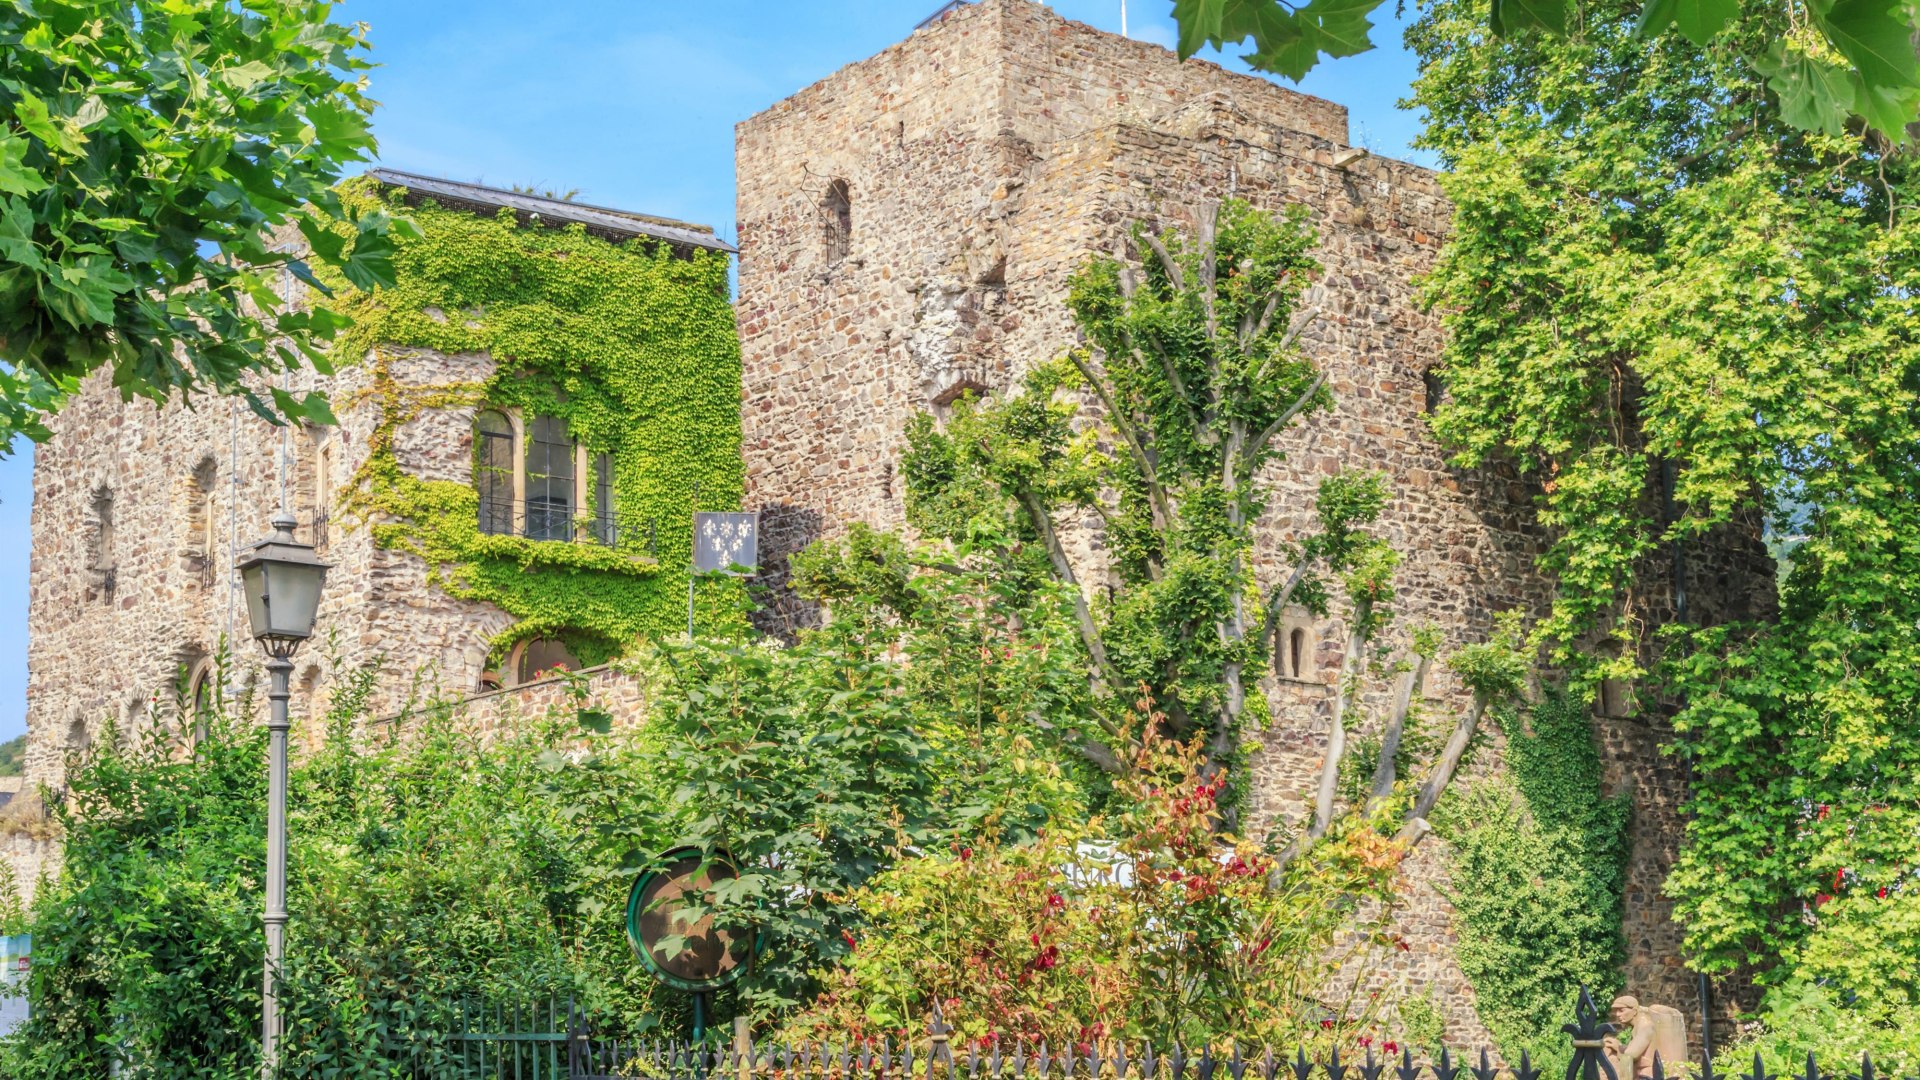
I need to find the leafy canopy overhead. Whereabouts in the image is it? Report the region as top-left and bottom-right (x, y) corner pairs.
(1166, 0), (1920, 143)
(0, 0), (410, 445)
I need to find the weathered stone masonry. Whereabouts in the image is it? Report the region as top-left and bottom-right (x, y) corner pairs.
(736, 0), (1775, 1045)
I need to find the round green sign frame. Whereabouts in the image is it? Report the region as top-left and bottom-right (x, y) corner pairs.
(625, 847), (759, 993)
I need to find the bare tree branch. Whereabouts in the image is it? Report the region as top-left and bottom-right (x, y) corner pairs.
(1310, 628), (1364, 838)
(1260, 559), (1315, 660)
(1364, 651), (1432, 816)
(1397, 691), (1490, 846)
(1068, 348), (1174, 545)
(1016, 489), (1118, 693)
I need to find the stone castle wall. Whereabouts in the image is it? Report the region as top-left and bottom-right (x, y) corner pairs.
(736, 0), (1774, 1046)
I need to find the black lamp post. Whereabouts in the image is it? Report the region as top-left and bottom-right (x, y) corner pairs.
(235, 512), (329, 1078)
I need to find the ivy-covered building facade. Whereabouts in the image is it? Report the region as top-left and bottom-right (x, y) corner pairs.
(22, 171), (742, 800)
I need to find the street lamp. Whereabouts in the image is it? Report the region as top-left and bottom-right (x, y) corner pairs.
(235, 511), (329, 1078)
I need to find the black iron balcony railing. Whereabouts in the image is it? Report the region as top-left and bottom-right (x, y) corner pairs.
(477, 497), (657, 556)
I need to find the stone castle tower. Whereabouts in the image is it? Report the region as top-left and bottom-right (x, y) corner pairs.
(735, 0), (1774, 1042)
(20, 172), (737, 840)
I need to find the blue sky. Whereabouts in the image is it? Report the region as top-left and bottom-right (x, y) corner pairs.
(0, 0), (1433, 743)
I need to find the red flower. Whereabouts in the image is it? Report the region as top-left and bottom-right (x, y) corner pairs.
(842, 930), (857, 950)
(1817, 804), (1832, 820)
(959, 846), (973, 861)
(1030, 932), (1041, 946)
(1814, 893), (1832, 907)
(1321, 1020), (1335, 1030)
(1359, 1037), (1374, 1048)
(1047, 893), (1066, 911)
(1879, 887), (1890, 899)
(1834, 869), (1847, 891)
(1384, 1042), (1399, 1054)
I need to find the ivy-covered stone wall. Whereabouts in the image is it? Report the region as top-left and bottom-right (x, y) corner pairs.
(331, 181), (746, 667)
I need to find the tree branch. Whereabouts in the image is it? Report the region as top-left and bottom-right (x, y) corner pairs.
(1016, 489), (1117, 692)
(1248, 372), (1328, 471)
(1310, 628), (1364, 838)
(1260, 559), (1314, 659)
(1397, 691), (1489, 847)
(1364, 651), (1432, 816)
(1068, 348), (1173, 544)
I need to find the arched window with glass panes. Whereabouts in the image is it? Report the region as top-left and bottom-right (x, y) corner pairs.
(472, 408), (622, 548)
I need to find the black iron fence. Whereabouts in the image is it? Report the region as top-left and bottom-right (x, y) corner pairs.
(476, 497), (657, 555)
(314, 989), (1886, 1080)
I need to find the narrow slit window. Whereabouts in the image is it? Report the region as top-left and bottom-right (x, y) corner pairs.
(1289, 627), (1308, 679)
(823, 179), (851, 268)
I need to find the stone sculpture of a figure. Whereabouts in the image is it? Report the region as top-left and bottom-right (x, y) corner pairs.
(1604, 995), (1689, 1080)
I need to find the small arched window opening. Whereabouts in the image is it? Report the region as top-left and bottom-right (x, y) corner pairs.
(1274, 612), (1317, 681)
(1422, 367), (1446, 414)
(66, 715), (91, 753)
(823, 179), (851, 268)
(514, 638), (582, 685)
(475, 410), (515, 536)
(186, 662), (216, 746)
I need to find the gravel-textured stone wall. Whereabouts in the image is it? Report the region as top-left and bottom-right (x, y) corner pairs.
(737, 0), (1775, 1048)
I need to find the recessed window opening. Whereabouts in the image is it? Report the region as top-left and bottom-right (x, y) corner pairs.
(515, 638), (581, 685)
(823, 179), (851, 268)
(1422, 367), (1445, 414)
(1289, 627), (1308, 679)
(525, 415), (575, 541)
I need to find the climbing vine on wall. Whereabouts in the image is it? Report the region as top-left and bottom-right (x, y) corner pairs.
(1439, 692), (1631, 1074)
(330, 180), (744, 662)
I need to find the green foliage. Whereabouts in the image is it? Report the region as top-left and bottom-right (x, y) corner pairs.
(1440, 693), (1630, 1076)
(0, 0), (408, 444)
(785, 739), (1402, 1047)
(2, 657), (656, 1079)
(902, 201), (1356, 787)
(1719, 979), (1920, 1077)
(332, 181), (744, 660)
(1408, 0), (1920, 995)
(1167, 0), (1919, 142)
(597, 537), (1099, 1014)
(0, 735), (22, 778)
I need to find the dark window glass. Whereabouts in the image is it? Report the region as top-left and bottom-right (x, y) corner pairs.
(525, 415), (575, 541)
(475, 410), (515, 536)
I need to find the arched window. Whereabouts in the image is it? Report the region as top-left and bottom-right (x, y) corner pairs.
(475, 410), (515, 536)
(187, 663), (216, 745)
(1274, 611), (1316, 681)
(1422, 367), (1445, 414)
(66, 715), (90, 753)
(823, 179), (851, 268)
(515, 638), (581, 685)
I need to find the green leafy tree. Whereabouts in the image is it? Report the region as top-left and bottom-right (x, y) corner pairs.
(0, 0), (409, 444)
(1408, 0), (1920, 1006)
(1166, 0), (1919, 142)
(899, 201), (1528, 869)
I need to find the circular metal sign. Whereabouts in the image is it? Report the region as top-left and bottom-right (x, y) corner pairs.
(625, 847), (755, 992)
